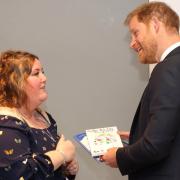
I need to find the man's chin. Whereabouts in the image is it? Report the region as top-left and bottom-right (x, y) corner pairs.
(138, 56), (157, 64)
(138, 57), (148, 64)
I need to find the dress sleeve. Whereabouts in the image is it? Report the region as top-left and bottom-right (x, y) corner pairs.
(0, 120), (54, 180)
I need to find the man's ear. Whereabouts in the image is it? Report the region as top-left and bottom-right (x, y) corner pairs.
(151, 16), (160, 33)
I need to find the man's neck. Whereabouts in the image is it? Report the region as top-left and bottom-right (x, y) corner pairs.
(156, 34), (180, 62)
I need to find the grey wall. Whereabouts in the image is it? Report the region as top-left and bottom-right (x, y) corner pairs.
(0, 0), (148, 180)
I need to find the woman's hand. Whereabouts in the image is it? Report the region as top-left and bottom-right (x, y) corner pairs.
(65, 159), (79, 175)
(56, 134), (75, 163)
(46, 135), (76, 170)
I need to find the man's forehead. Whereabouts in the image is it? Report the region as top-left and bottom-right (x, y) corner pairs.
(128, 17), (139, 32)
(129, 16), (139, 26)
(128, 17), (146, 31)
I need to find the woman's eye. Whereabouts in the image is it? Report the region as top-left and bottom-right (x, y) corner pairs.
(32, 72), (39, 76)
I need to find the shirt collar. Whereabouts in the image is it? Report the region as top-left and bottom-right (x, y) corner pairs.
(160, 42), (180, 62)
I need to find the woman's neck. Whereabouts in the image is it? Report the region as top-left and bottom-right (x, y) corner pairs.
(17, 106), (49, 129)
(18, 106), (35, 119)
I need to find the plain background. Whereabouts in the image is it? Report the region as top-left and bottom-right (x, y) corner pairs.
(0, 0), (148, 179)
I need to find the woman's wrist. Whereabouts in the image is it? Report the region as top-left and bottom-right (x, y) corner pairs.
(58, 150), (67, 165)
(45, 150), (66, 170)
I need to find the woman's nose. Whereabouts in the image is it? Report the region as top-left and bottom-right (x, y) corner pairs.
(41, 72), (47, 82)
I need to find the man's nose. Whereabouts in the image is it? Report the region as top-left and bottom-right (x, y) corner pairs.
(130, 37), (136, 49)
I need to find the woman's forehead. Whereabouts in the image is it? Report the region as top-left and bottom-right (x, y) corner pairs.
(31, 59), (42, 69)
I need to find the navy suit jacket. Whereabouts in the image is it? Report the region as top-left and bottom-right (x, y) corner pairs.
(116, 46), (180, 180)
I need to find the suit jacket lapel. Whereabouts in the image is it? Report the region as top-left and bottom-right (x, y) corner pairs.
(163, 46), (180, 61)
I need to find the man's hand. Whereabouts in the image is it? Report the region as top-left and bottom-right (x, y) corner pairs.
(102, 147), (118, 168)
(118, 131), (129, 139)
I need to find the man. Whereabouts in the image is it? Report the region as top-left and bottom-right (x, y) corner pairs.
(102, 2), (180, 180)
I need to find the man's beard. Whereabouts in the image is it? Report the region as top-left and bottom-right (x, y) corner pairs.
(138, 38), (158, 64)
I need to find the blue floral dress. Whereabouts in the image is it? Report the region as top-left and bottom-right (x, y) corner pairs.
(0, 109), (75, 180)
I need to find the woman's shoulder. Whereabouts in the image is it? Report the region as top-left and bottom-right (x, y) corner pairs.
(0, 107), (28, 131)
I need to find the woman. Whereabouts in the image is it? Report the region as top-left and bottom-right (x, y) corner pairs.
(0, 50), (79, 180)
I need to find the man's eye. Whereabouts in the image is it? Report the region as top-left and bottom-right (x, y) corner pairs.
(134, 31), (139, 37)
